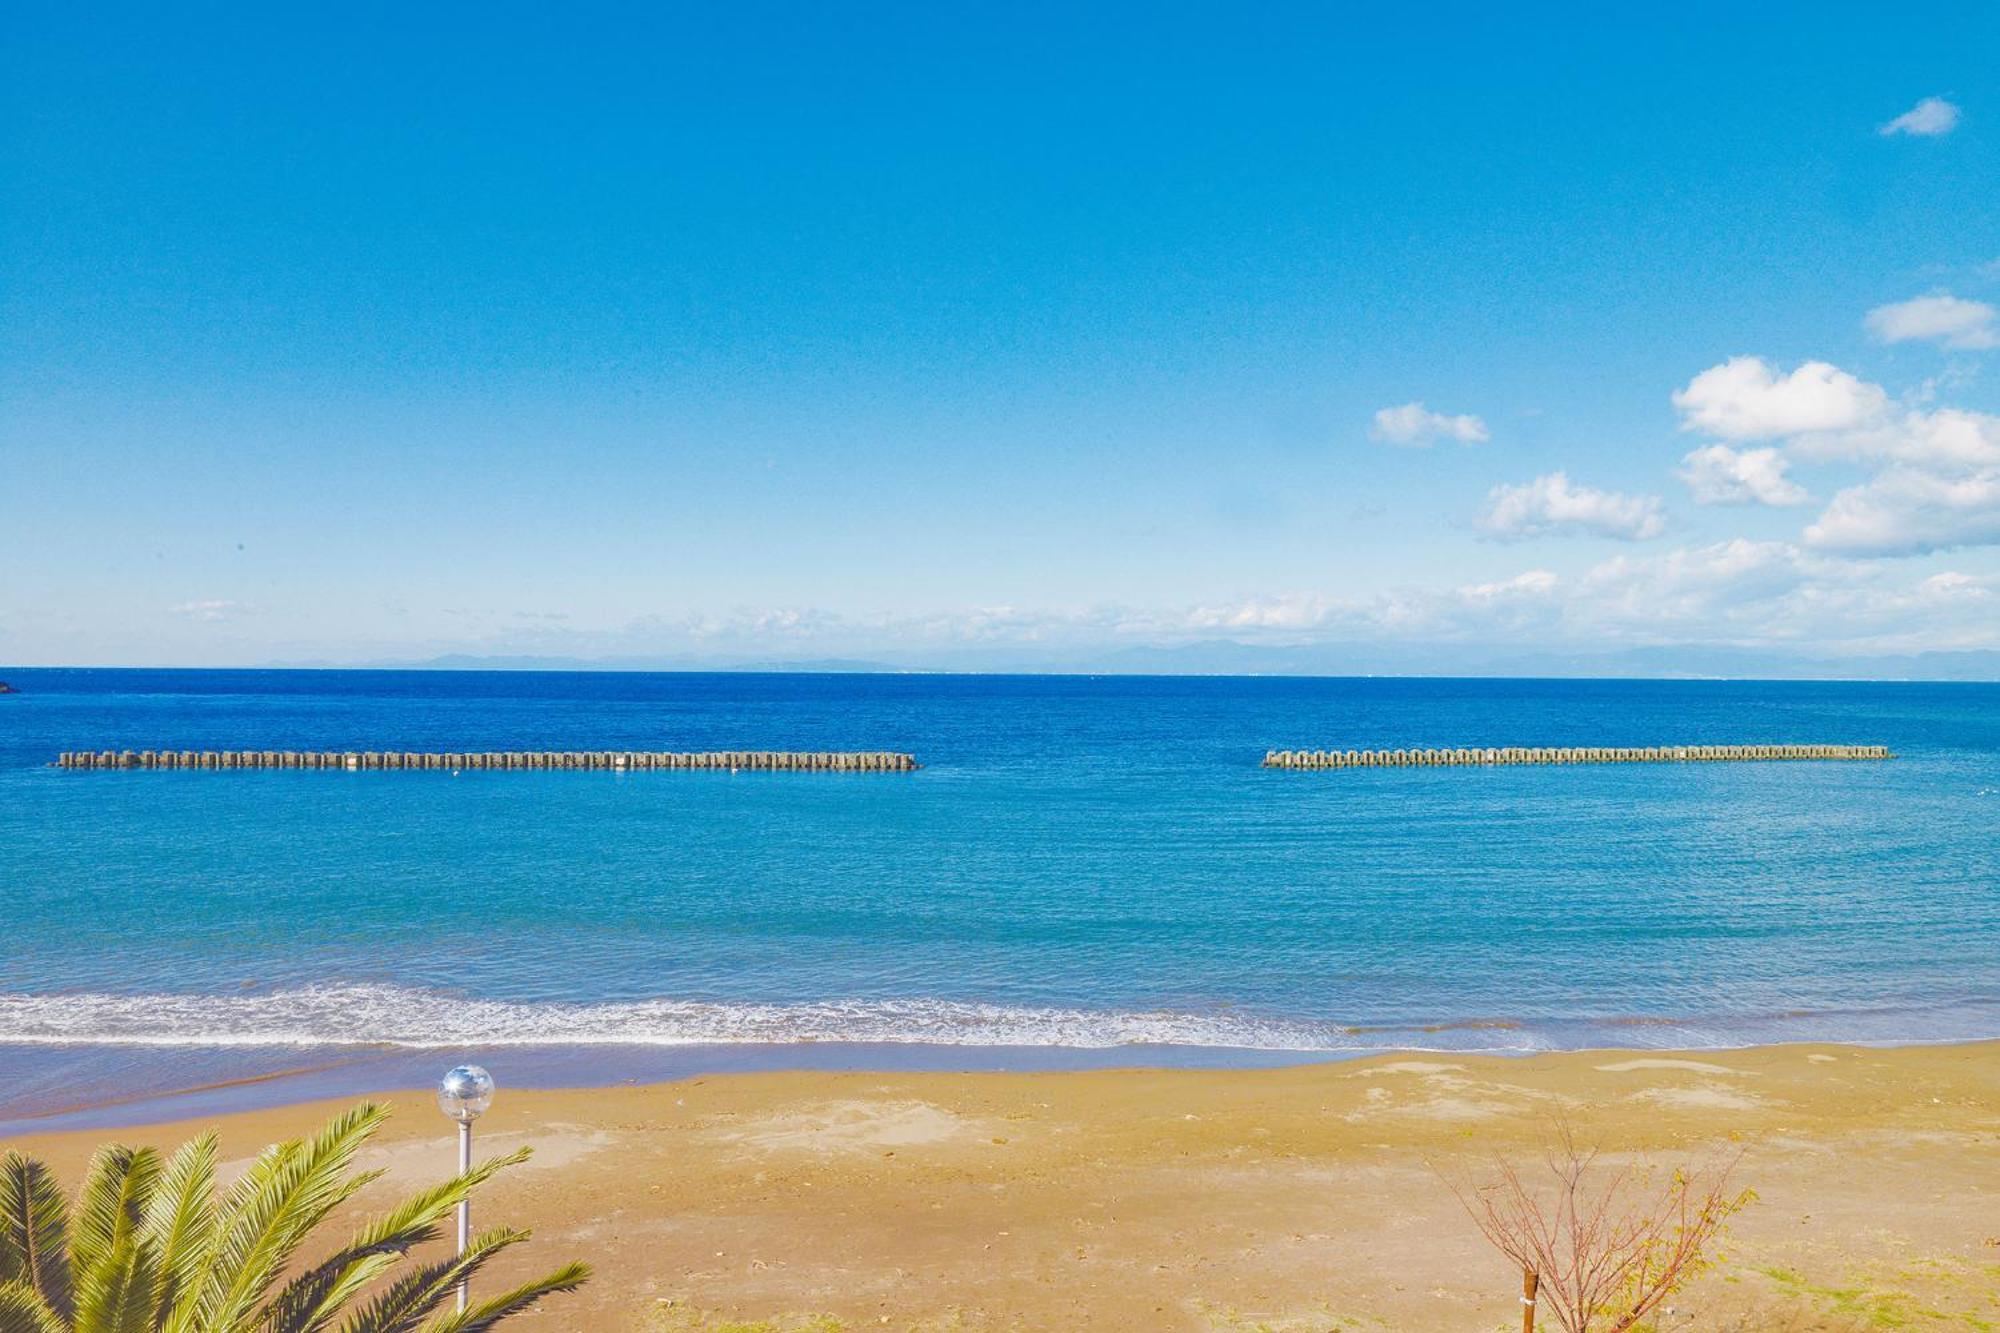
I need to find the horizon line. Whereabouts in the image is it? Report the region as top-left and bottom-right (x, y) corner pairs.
(5, 662), (1999, 686)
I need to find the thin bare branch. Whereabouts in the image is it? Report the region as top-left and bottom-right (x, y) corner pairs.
(1441, 1126), (1752, 1333)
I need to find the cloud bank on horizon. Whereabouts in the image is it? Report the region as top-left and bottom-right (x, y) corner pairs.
(1, 6), (1997, 674)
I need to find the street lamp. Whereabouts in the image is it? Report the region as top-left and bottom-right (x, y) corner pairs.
(437, 1064), (495, 1312)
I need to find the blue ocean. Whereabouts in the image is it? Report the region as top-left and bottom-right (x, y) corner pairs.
(2, 669), (1997, 1122)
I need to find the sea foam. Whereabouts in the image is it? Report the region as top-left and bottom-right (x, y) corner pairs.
(0, 983), (1444, 1051)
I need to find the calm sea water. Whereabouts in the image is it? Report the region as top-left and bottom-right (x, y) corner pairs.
(2, 669), (1996, 1119)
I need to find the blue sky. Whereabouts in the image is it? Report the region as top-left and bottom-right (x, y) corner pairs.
(4, 3), (1999, 668)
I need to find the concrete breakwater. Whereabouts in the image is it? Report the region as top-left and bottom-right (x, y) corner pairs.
(56, 750), (919, 772)
(1264, 744), (1890, 769)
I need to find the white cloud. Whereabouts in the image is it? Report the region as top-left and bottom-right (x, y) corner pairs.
(1672, 357), (1888, 441)
(1918, 570), (1995, 599)
(1790, 406), (2000, 471)
(867, 547), (1992, 652)
(170, 600), (254, 623)
(1460, 569), (1560, 601)
(1865, 294), (1998, 350)
(1563, 540), (2000, 649)
(1175, 544), (1998, 652)
(1369, 401), (1489, 446)
(1879, 96), (1961, 137)
(1184, 592), (1336, 632)
(1803, 466), (2000, 556)
(1750, 397), (2000, 557)
(1577, 539), (1826, 629)
(1476, 472), (1666, 542)
(1678, 444), (1810, 506)
(1183, 571), (1565, 642)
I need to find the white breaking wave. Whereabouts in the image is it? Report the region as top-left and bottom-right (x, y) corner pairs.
(0, 983), (1422, 1051)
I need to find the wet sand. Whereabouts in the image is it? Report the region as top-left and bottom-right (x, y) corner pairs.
(7, 1042), (1998, 1331)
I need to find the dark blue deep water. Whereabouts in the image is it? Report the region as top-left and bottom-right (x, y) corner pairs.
(2, 668), (1997, 1115)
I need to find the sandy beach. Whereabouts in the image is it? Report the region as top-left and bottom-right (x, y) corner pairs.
(12, 8), (2000, 1328)
(7, 1041), (1998, 1331)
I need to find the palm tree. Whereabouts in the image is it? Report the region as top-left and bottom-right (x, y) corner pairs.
(0, 1101), (588, 1333)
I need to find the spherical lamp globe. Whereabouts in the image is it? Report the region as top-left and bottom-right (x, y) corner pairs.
(437, 1064), (495, 1123)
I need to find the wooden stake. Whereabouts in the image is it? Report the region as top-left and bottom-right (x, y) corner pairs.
(1521, 1268), (1538, 1333)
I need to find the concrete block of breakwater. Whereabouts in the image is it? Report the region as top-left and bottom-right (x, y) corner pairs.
(57, 748), (922, 774)
(1260, 743), (1892, 769)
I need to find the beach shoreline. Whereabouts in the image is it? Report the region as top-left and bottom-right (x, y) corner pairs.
(10, 1023), (2000, 1133)
(6, 1040), (1997, 1330)
(0, 1039), (1355, 1134)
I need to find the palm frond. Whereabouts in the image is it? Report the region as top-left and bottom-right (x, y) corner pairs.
(159, 1139), (296, 1333)
(331, 1226), (527, 1333)
(142, 1132), (217, 1331)
(259, 1148), (531, 1333)
(0, 1281), (64, 1333)
(0, 1155), (73, 1321)
(191, 1102), (388, 1333)
(10, 1102), (586, 1333)
(71, 1146), (163, 1283)
(73, 1235), (159, 1333)
(414, 1260), (590, 1333)
(257, 1252), (404, 1333)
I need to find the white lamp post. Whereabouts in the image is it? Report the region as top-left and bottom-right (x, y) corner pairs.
(437, 1064), (495, 1313)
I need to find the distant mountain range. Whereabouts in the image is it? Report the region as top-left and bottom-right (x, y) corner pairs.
(280, 643), (2000, 681)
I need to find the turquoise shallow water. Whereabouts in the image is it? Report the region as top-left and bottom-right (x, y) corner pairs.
(1, 669), (1997, 1117)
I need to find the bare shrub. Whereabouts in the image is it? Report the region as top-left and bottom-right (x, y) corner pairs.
(1444, 1125), (1752, 1332)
